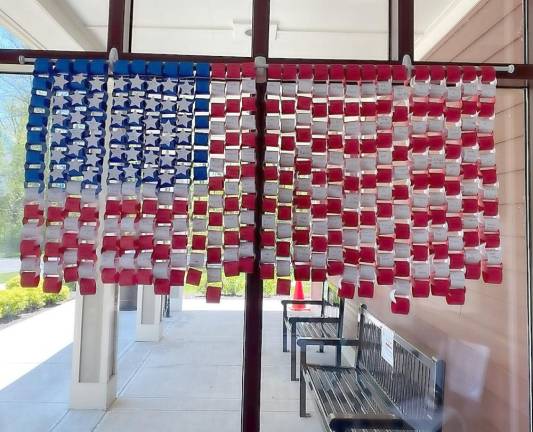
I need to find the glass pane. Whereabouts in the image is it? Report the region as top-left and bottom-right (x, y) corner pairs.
(131, 0), (253, 56)
(0, 73), (31, 265)
(338, 89), (529, 431)
(269, 0), (389, 59)
(0, 0), (108, 51)
(414, 0), (525, 62)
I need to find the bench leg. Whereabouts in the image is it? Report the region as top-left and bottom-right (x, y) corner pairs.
(299, 369), (308, 417)
(291, 324), (298, 381)
(282, 322), (288, 352)
(336, 344), (342, 367)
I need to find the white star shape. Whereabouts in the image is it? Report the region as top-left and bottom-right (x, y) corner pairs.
(160, 154), (174, 168)
(108, 166), (121, 180)
(128, 112), (143, 124)
(69, 92), (85, 105)
(129, 94), (144, 108)
(53, 74), (69, 89)
(143, 167), (157, 179)
(145, 135), (159, 146)
(85, 135), (102, 148)
(176, 147), (190, 161)
(127, 130), (142, 142)
(143, 116), (159, 129)
(176, 98), (192, 112)
(161, 122), (175, 134)
(68, 158), (83, 172)
(175, 165), (189, 176)
(176, 130), (190, 143)
(180, 80), (194, 95)
(52, 95), (68, 108)
(87, 95), (103, 110)
(125, 147), (139, 161)
(70, 128), (85, 140)
(86, 117), (101, 131)
(159, 171), (174, 185)
(112, 128), (126, 141)
(114, 77), (128, 91)
(144, 152), (159, 164)
(113, 94), (128, 107)
(129, 74), (145, 90)
(70, 111), (85, 124)
(111, 113), (125, 125)
(71, 74), (85, 85)
(144, 98), (160, 111)
(85, 152), (100, 166)
(162, 79), (176, 93)
(67, 142), (83, 155)
(161, 99), (175, 112)
(146, 78), (160, 92)
(90, 77), (105, 91)
(123, 164), (139, 179)
(176, 114), (191, 127)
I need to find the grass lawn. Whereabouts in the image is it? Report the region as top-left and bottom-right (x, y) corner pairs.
(0, 272), (18, 284)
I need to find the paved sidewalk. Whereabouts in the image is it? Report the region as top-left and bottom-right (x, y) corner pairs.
(0, 297), (330, 432)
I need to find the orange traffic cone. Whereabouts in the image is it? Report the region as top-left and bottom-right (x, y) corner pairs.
(290, 280), (309, 311)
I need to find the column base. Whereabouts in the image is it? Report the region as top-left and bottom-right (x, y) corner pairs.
(70, 376), (117, 410)
(170, 286), (184, 312)
(136, 322), (162, 342)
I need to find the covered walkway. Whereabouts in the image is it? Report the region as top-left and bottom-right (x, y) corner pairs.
(0, 297), (326, 432)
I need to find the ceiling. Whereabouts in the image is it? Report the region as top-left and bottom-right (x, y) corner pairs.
(0, 0), (482, 59)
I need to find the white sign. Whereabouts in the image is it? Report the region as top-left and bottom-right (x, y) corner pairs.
(381, 326), (395, 367)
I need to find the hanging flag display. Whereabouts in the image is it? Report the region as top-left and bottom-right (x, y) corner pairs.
(20, 58), (502, 313)
(20, 59), (256, 302)
(264, 63), (501, 314)
(21, 58), (109, 294)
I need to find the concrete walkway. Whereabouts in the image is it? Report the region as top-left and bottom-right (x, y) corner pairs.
(0, 297), (330, 432)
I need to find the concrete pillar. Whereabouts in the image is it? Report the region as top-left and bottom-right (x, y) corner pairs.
(170, 285), (184, 312)
(135, 285), (162, 342)
(70, 283), (119, 409)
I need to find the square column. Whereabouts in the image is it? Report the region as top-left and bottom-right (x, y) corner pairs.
(70, 283), (119, 410)
(170, 285), (184, 312)
(135, 285), (163, 342)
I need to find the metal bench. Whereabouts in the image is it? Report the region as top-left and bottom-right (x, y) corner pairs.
(282, 282), (345, 381)
(298, 304), (445, 432)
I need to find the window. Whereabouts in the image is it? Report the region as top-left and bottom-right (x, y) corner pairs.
(269, 0), (389, 59)
(131, 0), (253, 56)
(0, 0), (109, 51)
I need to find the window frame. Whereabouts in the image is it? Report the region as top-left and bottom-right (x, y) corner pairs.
(0, 2), (531, 432)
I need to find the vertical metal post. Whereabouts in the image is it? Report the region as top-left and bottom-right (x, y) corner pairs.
(525, 1), (533, 430)
(241, 1), (269, 431)
(389, 0), (414, 61)
(107, 0), (133, 54)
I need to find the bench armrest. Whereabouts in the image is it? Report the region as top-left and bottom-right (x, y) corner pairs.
(297, 337), (358, 349)
(329, 413), (415, 431)
(288, 316), (339, 325)
(298, 337), (358, 369)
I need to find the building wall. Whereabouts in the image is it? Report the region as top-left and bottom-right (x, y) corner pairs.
(337, 1), (529, 430)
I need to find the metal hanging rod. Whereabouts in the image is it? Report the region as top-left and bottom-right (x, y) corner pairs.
(401, 54), (514, 76)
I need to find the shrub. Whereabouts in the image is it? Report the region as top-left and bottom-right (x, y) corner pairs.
(0, 275), (70, 320)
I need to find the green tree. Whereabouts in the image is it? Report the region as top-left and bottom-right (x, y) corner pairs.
(0, 74), (31, 257)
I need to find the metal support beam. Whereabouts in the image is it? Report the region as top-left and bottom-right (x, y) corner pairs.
(107, 0), (133, 53)
(241, 1), (269, 432)
(389, 0), (414, 61)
